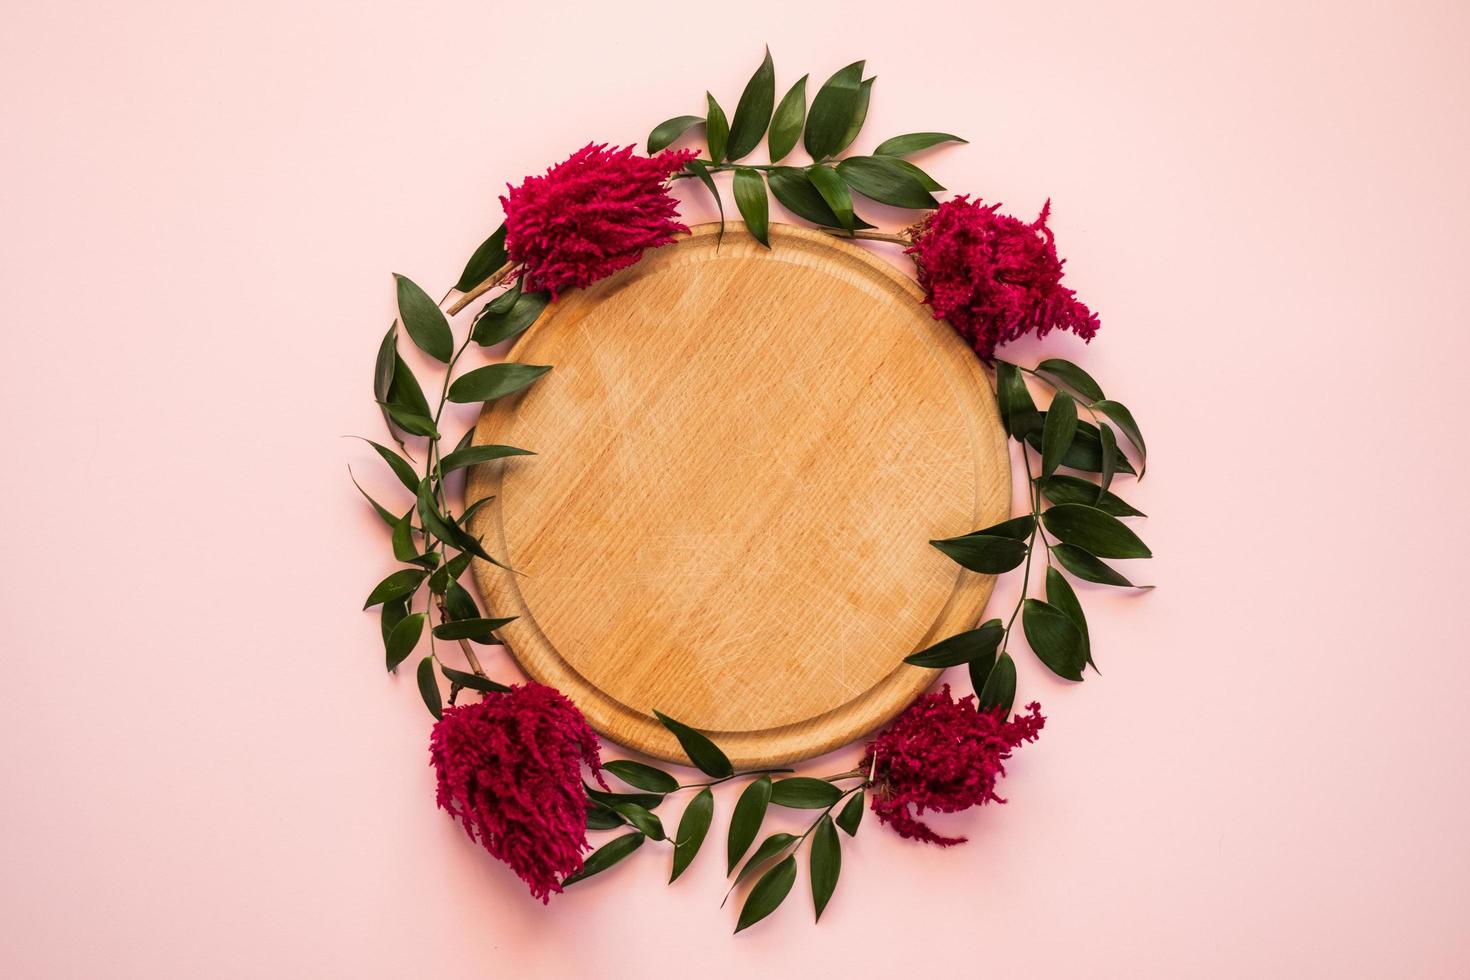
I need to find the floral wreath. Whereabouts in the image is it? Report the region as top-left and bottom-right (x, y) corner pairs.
(352, 50), (1152, 931)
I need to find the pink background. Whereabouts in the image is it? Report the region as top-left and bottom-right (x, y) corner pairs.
(3, 1), (1469, 976)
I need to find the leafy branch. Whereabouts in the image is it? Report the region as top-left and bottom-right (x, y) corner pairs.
(355, 259), (557, 717)
(650, 48), (965, 246)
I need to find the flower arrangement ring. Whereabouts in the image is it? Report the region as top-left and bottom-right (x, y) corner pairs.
(352, 49), (1152, 930)
(463, 221), (1013, 769)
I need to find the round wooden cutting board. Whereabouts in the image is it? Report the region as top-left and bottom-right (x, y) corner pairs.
(465, 222), (1010, 767)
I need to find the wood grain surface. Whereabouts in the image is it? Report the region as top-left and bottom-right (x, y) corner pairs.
(465, 222), (1011, 767)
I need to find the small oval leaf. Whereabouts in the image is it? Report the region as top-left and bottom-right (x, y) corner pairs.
(1041, 503), (1152, 559)
(873, 132), (967, 156)
(647, 114), (704, 154)
(393, 274), (453, 363)
(1034, 358), (1105, 403)
(1022, 599), (1087, 681)
(804, 61), (865, 161)
(978, 651), (1017, 716)
(835, 792), (864, 836)
(416, 655), (442, 718)
(769, 777), (841, 809)
(446, 363), (552, 404)
(454, 225), (508, 293)
(653, 710), (733, 778)
(385, 611), (425, 671)
(904, 619), (1004, 668)
(704, 92), (729, 164)
(810, 814), (841, 922)
(604, 760), (680, 794)
(736, 855), (797, 933)
(364, 568), (427, 609)
(726, 48), (775, 161)
(1051, 544), (1147, 588)
(563, 831), (644, 886)
(1041, 391), (1078, 479)
(671, 787), (714, 882)
(728, 776), (772, 874)
(930, 532), (1029, 574)
(732, 168), (770, 247)
(767, 75), (808, 162)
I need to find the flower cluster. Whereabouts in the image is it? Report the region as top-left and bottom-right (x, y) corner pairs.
(501, 143), (696, 298)
(908, 196), (1099, 361)
(429, 682), (605, 902)
(860, 685), (1045, 846)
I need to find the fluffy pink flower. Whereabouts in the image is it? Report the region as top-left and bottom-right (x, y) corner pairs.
(860, 685), (1044, 846)
(428, 682), (605, 902)
(907, 196), (1099, 361)
(501, 143), (696, 298)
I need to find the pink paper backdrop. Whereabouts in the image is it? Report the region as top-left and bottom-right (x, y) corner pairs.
(3, 1), (1468, 976)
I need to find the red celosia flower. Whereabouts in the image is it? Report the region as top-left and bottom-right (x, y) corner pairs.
(501, 143), (697, 298)
(428, 682), (606, 902)
(860, 685), (1044, 846)
(907, 196), (1099, 361)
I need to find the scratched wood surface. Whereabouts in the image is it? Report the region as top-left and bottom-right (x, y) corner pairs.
(465, 222), (1011, 767)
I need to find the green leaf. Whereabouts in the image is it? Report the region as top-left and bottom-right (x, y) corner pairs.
(978, 652), (1017, 716)
(374, 323), (399, 442)
(1024, 420), (1134, 475)
(1097, 421), (1118, 498)
(454, 225), (507, 293)
(705, 92), (729, 164)
(1040, 475), (1146, 517)
(735, 833), (798, 886)
(732, 168), (770, 248)
(767, 75), (807, 162)
(1041, 503), (1152, 559)
(968, 641), (998, 702)
(647, 114), (704, 153)
(604, 760), (680, 794)
(364, 568), (427, 609)
(835, 792), (864, 836)
(890, 158), (943, 191)
(653, 710), (733, 778)
(350, 468), (399, 527)
(904, 619), (1004, 668)
(585, 785), (665, 811)
(612, 802), (665, 841)
(431, 616), (516, 643)
(387, 353), (432, 418)
(804, 60), (865, 161)
(769, 777), (841, 809)
(726, 48), (775, 161)
(378, 401), (439, 439)
(994, 361), (1037, 439)
(977, 515), (1036, 540)
(873, 132), (967, 156)
(585, 800), (624, 831)
(390, 510), (417, 562)
(806, 165), (854, 232)
(835, 156), (937, 209)
(686, 158), (724, 236)
(767, 167), (874, 230)
(562, 831), (645, 886)
(1046, 566), (1093, 671)
(671, 787), (714, 882)
(835, 77), (874, 154)
(1093, 399), (1147, 476)
(1022, 598), (1087, 681)
(1034, 358), (1105, 403)
(1051, 544), (1146, 588)
(473, 285), (549, 347)
(380, 596), (409, 648)
(1040, 391), (1078, 479)
(447, 363), (551, 403)
(416, 655), (442, 718)
(393, 274), (452, 364)
(439, 444), (534, 476)
(385, 612), (425, 671)
(356, 438), (418, 492)
(810, 815), (841, 922)
(443, 581), (481, 620)
(930, 530), (1029, 574)
(727, 776), (772, 873)
(737, 855), (797, 932)
(440, 664), (510, 693)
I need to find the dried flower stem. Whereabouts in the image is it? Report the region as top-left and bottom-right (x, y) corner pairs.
(447, 262), (516, 316)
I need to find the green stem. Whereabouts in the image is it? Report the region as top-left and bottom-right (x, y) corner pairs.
(676, 767), (794, 792)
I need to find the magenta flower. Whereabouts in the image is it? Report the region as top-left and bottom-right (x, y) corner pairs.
(501, 143), (696, 298)
(860, 685), (1045, 846)
(429, 682), (605, 902)
(907, 196), (1099, 361)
